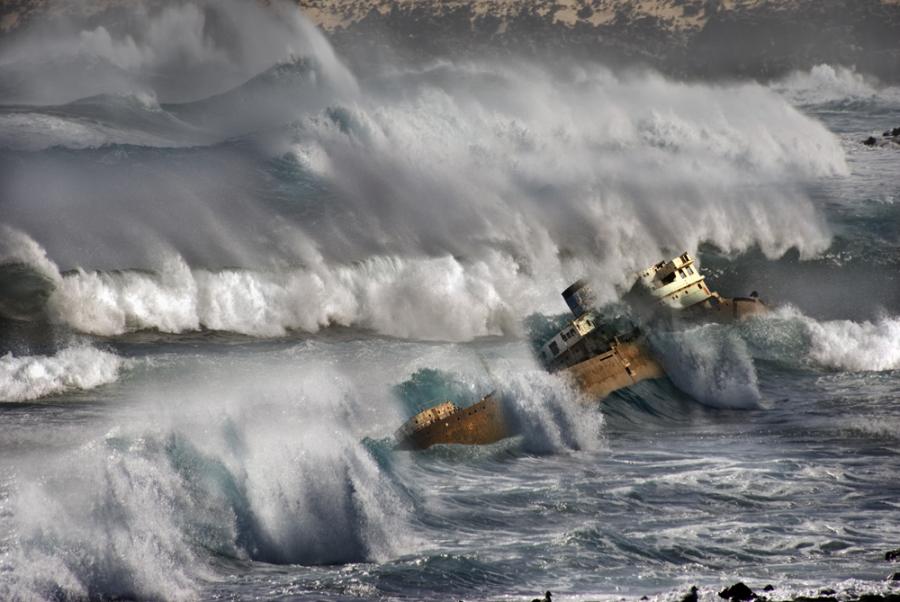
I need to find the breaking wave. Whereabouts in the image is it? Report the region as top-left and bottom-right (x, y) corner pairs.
(651, 325), (761, 409)
(773, 64), (900, 107)
(2, 369), (414, 600)
(794, 312), (900, 372)
(43, 253), (523, 341)
(740, 307), (900, 373)
(0, 346), (124, 402)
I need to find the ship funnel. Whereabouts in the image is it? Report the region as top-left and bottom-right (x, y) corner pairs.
(562, 279), (595, 318)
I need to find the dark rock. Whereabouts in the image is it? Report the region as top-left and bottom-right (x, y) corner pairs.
(890, 572), (900, 581)
(863, 136), (878, 146)
(820, 589), (836, 596)
(763, 586), (775, 592)
(719, 582), (756, 601)
(887, 548), (900, 561)
(857, 594), (895, 602)
(682, 586), (699, 602)
(892, 127), (900, 137)
(530, 592), (551, 602)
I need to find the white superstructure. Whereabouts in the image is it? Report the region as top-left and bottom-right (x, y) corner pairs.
(637, 252), (712, 310)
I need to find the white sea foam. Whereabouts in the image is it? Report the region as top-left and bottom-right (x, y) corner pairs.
(0, 346), (124, 402)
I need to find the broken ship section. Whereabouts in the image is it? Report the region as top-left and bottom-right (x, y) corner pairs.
(394, 252), (767, 450)
(636, 252), (767, 322)
(393, 393), (508, 450)
(537, 280), (664, 400)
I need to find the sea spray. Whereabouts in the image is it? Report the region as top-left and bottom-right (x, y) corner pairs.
(2, 59), (847, 342)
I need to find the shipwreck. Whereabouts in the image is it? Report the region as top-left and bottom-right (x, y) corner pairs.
(395, 251), (767, 450)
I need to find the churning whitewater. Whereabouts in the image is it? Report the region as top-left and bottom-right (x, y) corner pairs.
(1, 1), (899, 601)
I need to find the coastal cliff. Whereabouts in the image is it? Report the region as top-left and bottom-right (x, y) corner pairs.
(2, 1), (900, 80)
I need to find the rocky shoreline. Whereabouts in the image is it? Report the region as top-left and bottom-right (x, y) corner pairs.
(863, 126), (900, 148)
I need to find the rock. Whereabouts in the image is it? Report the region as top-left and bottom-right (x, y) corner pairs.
(890, 572), (900, 581)
(763, 586), (775, 592)
(682, 586), (699, 602)
(530, 592), (551, 602)
(863, 136), (878, 146)
(893, 127), (900, 137)
(719, 582), (756, 601)
(820, 590), (836, 596)
(886, 548), (900, 562)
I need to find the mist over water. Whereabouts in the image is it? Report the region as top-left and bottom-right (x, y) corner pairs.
(1, 1), (899, 600)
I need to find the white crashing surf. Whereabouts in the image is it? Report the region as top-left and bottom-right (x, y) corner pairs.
(746, 307), (900, 373)
(0, 346), (124, 402)
(803, 314), (900, 372)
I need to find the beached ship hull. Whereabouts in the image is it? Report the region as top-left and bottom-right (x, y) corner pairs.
(688, 295), (767, 321)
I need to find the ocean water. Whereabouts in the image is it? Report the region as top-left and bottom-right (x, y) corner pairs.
(1, 5), (899, 601)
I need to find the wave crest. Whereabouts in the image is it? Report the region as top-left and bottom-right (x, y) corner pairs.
(0, 346), (124, 402)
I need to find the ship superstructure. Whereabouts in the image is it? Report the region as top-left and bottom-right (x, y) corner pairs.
(637, 252), (712, 310)
(635, 252), (767, 321)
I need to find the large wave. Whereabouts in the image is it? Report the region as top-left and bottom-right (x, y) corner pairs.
(0, 2), (851, 342)
(2, 367), (414, 600)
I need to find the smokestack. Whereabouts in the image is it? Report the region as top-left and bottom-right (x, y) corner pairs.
(561, 279), (595, 318)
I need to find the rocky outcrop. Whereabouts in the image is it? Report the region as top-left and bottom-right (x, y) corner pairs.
(719, 582), (757, 601)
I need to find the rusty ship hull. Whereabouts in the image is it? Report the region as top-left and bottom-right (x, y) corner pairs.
(395, 394), (510, 450)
